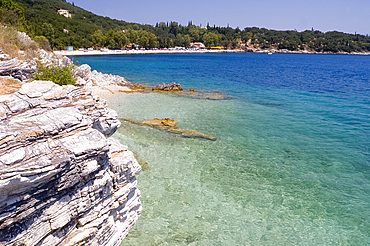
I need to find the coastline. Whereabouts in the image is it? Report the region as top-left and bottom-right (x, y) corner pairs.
(55, 49), (242, 56)
(2, 45), (368, 245)
(55, 48), (370, 56)
(0, 36), (142, 245)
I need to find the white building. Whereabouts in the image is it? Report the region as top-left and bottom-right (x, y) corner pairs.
(58, 9), (72, 18)
(190, 42), (206, 49)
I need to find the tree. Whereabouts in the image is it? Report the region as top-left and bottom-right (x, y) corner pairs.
(176, 34), (191, 47)
(104, 29), (128, 49)
(136, 29), (158, 48)
(169, 21), (179, 36)
(91, 29), (105, 47)
(33, 35), (51, 51)
(0, 0), (25, 26)
(39, 22), (55, 48)
(203, 32), (220, 47)
(188, 25), (201, 41)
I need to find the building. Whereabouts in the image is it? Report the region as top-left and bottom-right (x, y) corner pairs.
(189, 42), (206, 49)
(57, 9), (72, 18)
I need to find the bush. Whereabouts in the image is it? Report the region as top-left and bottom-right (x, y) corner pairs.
(0, 25), (19, 57)
(34, 63), (76, 86)
(0, 0), (25, 27)
(0, 25), (38, 59)
(34, 35), (52, 51)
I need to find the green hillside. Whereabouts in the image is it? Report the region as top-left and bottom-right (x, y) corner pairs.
(12, 0), (157, 49)
(3, 0), (370, 52)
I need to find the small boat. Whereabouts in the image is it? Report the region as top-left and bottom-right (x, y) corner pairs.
(268, 52), (272, 55)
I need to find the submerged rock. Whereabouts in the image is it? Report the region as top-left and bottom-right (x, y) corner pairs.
(133, 152), (150, 171)
(167, 127), (217, 140)
(174, 90), (233, 100)
(121, 118), (216, 141)
(123, 83), (231, 100)
(153, 82), (183, 91)
(142, 118), (178, 127)
(0, 81), (141, 246)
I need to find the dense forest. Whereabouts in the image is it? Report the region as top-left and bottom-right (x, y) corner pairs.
(1, 0), (370, 53)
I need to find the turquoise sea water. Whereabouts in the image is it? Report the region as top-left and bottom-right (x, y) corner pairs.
(72, 53), (369, 245)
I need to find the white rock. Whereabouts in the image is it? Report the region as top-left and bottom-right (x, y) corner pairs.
(0, 81), (141, 246)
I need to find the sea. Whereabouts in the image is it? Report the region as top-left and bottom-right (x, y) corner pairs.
(72, 53), (369, 246)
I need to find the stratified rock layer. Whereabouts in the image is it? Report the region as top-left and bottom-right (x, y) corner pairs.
(0, 81), (141, 246)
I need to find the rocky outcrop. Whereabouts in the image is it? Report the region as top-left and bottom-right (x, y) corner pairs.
(0, 38), (72, 82)
(122, 118), (216, 141)
(73, 64), (133, 88)
(0, 49), (10, 61)
(0, 58), (37, 81)
(0, 81), (141, 245)
(0, 76), (23, 95)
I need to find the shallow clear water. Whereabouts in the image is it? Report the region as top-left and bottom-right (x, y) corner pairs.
(73, 53), (369, 245)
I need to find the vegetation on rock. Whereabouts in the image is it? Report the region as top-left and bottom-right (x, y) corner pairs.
(0, 25), (38, 58)
(33, 62), (75, 86)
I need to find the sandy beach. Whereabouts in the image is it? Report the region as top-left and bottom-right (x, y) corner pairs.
(55, 48), (370, 57)
(55, 48), (242, 56)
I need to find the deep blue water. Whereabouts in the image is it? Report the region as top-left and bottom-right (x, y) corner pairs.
(72, 53), (369, 245)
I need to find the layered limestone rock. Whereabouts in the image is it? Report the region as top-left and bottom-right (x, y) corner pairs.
(0, 58), (37, 81)
(0, 81), (141, 246)
(0, 76), (23, 95)
(73, 64), (133, 89)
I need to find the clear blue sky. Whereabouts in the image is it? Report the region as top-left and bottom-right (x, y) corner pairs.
(71, 0), (370, 35)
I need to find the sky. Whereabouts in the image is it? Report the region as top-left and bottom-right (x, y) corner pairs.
(71, 0), (370, 35)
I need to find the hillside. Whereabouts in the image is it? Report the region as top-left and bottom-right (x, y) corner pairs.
(13, 0), (155, 48)
(6, 0), (370, 53)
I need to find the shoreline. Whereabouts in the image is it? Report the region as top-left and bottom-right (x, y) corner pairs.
(55, 49), (242, 56)
(55, 48), (370, 56)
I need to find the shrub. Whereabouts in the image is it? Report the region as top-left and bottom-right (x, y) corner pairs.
(33, 35), (52, 51)
(0, 0), (25, 27)
(0, 26), (19, 57)
(34, 63), (76, 86)
(0, 25), (38, 59)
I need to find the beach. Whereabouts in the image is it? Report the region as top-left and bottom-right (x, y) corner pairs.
(56, 48), (242, 56)
(57, 48), (370, 57)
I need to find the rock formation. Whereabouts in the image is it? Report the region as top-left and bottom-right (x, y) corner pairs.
(0, 81), (142, 246)
(73, 64), (133, 89)
(0, 76), (23, 95)
(153, 82), (183, 91)
(1, 43), (132, 94)
(0, 46), (71, 82)
(122, 82), (232, 100)
(173, 90), (233, 100)
(0, 51), (37, 81)
(122, 118), (216, 141)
